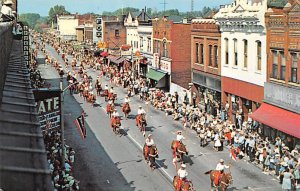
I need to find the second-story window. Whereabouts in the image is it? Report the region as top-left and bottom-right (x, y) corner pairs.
(280, 52), (286, 80)
(209, 45), (213, 66)
(163, 41), (168, 57)
(243, 40), (248, 68)
(257, 41), (262, 71)
(233, 39), (238, 66)
(291, 52), (298, 83)
(147, 37), (151, 52)
(272, 51), (278, 79)
(214, 45), (218, 68)
(195, 43), (199, 63)
(115, 29), (120, 37)
(200, 44), (204, 64)
(140, 37), (143, 49)
(225, 38), (229, 65)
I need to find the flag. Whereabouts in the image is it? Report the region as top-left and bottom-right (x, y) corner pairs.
(74, 113), (86, 139)
(230, 147), (237, 161)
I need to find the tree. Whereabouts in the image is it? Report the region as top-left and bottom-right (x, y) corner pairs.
(19, 13), (40, 28)
(48, 5), (70, 23)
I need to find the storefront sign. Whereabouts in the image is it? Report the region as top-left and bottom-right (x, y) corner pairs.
(192, 70), (221, 92)
(21, 22), (30, 67)
(33, 89), (61, 130)
(153, 53), (159, 68)
(264, 82), (300, 114)
(159, 60), (171, 74)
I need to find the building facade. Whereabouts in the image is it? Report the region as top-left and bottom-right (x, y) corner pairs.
(151, 17), (191, 93)
(103, 19), (126, 56)
(57, 15), (79, 41)
(191, 18), (221, 113)
(251, 0), (300, 145)
(214, 0), (268, 122)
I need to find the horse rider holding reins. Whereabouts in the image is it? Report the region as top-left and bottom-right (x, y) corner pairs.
(215, 159), (230, 186)
(177, 163), (188, 190)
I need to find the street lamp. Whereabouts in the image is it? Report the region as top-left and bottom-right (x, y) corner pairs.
(59, 69), (66, 169)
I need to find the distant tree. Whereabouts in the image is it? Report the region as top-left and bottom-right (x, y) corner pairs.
(146, 8), (152, 15)
(19, 13), (40, 28)
(114, 7), (139, 16)
(48, 5), (70, 23)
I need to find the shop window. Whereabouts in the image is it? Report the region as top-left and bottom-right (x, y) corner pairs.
(225, 38), (229, 65)
(243, 40), (248, 68)
(233, 39), (238, 66)
(115, 29), (120, 37)
(214, 46), (218, 68)
(280, 52), (286, 80)
(209, 45), (213, 66)
(257, 41), (262, 71)
(195, 43), (199, 63)
(272, 51), (278, 79)
(291, 52), (298, 83)
(163, 41), (168, 57)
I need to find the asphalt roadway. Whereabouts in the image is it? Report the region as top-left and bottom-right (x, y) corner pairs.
(37, 43), (283, 191)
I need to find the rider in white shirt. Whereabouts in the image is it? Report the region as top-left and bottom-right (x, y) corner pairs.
(177, 163), (188, 179)
(176, 131), (185, 142)
(124, 96), (130, 103)
(216, 159), (230, 171)
(112, 109), (119, 118)
(104, 84), (109, 90)
(138, 106), (146, 115)
(145, 134), (154, 146)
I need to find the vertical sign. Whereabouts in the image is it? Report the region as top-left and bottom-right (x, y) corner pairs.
(33, 89), (61, 131)
(96, 17), (102, 39)
(22, 23), (30, 68)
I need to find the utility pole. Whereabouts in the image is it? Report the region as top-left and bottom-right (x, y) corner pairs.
(160, 0), (168, 13)
(191, 0), (194, 13)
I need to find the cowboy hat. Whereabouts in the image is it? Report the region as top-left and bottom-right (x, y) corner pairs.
(181, 164), (186, 168)
(3, 0), (13, 5)
(220, 159), (224, 163)
(148, 134), (152, 138)
(177, 130), (182, 134)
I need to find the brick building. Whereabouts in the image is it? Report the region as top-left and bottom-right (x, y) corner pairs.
(103, 19), (126, 56)
(251, 0), (300, 143)
(151, 17), (191, 93)
(191, 18), (221, 113)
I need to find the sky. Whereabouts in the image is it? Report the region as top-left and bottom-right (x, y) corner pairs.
(18, 0), (233, 16)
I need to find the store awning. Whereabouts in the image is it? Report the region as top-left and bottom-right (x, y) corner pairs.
(250, 103), (300, 138)
(115, 56), (127, 64)
(146, 68), (166, 81)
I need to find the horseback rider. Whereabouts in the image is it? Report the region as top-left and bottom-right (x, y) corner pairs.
(112, 109), (120, 118)
(136, 105), (146, 126)
(177, 163), (188, 190)
(215, 159), (230, 186)
(144, 134), (154, 158)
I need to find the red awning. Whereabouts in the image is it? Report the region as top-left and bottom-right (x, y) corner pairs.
(250, 103), (300, 138)
(101, 51), (108, 57)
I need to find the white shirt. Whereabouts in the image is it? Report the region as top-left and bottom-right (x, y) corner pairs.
(176, 134), (184, 141)
(145, 138), (154, 146)
(124, 97), (130, 103)
(138, 108), (146, 115)
(1, 5), (12, 16)
(216, 163), (229, 171)
(104, 86), (108, 90)
(177, 168), (188, 179)
(112, 111), (119, 117)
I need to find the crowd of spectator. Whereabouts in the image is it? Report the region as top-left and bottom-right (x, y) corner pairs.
(35, 30), (300, 190)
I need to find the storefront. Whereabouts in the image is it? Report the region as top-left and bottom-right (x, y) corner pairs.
(139, 57), (148, 77)
(146, 68), (168, 89)
(192, 70), (221, 114)
(222, 76), (264, 123)
(250, 82), (300, 148)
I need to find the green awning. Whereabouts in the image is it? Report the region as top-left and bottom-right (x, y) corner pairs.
(146, 68), (166, 81)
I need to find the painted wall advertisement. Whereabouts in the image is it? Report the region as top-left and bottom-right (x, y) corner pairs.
(33, 89), (61, 131)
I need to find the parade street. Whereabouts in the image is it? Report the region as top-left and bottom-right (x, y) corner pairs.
(36, 43), (284, 191)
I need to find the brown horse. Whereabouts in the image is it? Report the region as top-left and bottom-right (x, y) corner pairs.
(106, 104), (114, 118)
(143, 144), (158, 170)
(137, 114), (147, 136)
(173, 176), (196, 191)
(171, 141), (188, 163)
(122, 103), (131, 119)
(204, 170), (233, 191)
(111, 117), (121, 134)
